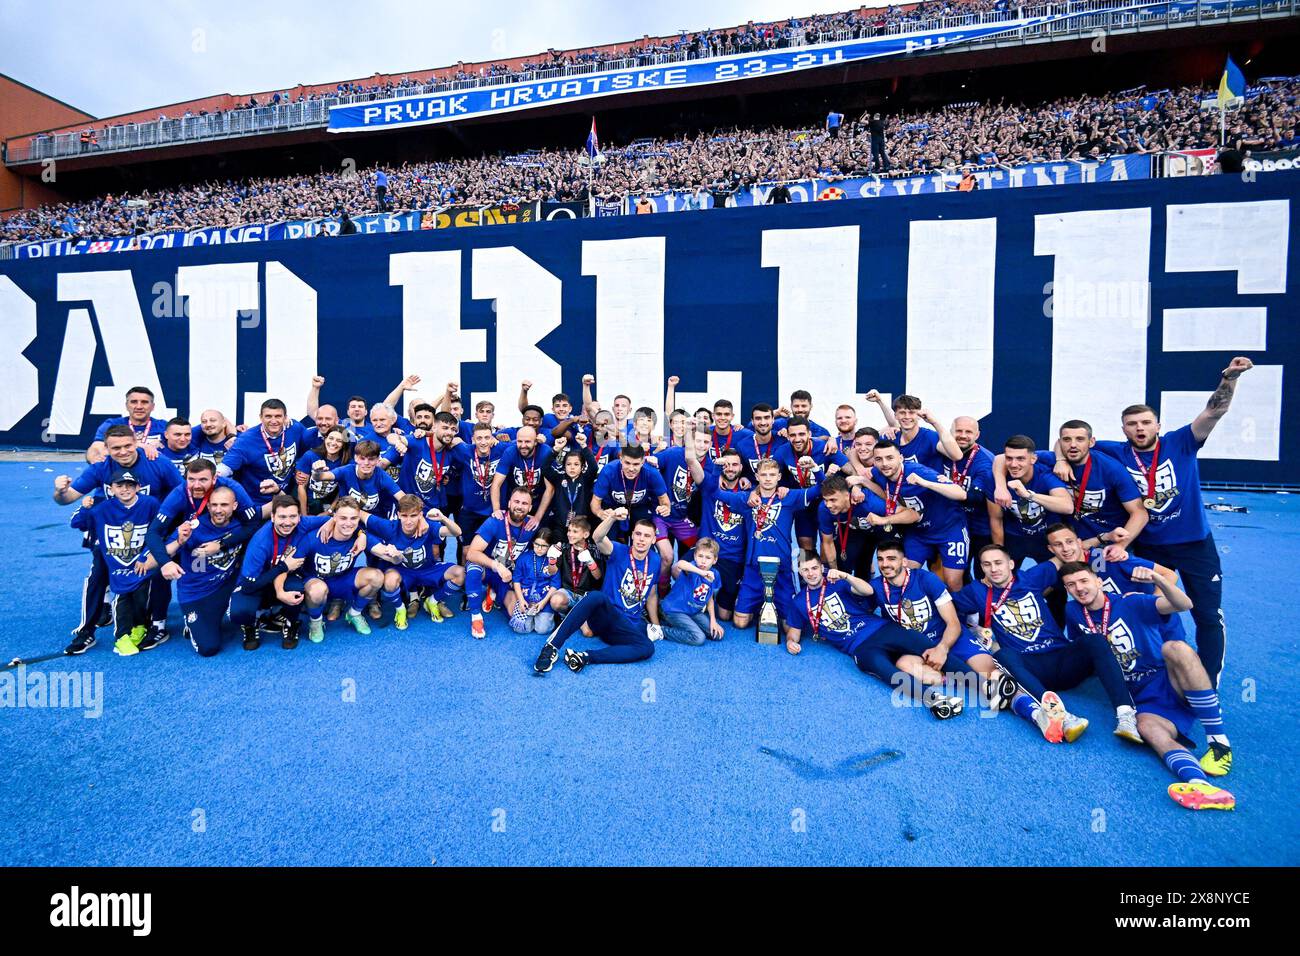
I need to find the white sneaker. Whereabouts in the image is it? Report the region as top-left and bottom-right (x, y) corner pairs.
(1114, 709), (1142, 743)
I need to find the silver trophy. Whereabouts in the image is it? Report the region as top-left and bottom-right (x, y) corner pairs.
(756, 555), (781, 645)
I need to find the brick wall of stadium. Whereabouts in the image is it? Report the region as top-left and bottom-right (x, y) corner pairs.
(0, 73), (92, 216)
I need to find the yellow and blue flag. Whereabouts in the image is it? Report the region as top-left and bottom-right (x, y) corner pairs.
(1218, 56), (1245, 104)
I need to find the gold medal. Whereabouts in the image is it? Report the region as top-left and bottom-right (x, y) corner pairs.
(882, 523), (893, 534)
(976, 626), (994, 646)
(1142, 496), (1156, 509)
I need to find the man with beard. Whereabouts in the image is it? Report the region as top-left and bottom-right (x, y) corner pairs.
(818, 472), (915, 577)
(590, 444), (671, 542)
(491, 425), (552, 527)
(451, 422), (506, 558)
(532, 512), (663, 674)
(152, 486), (260, 657)
(947, 416), (1001, 569)
(229, 494), (329, 650)
(191, 408), (239, 465)
(465, 487), (538, 638)
(396, 410), (459, 514)
(784, 551), (966, 720)
(686, 427), (748, 622)
(773, 416), (848, 551)
(862, 440), (970, 593)
(1060, 562), (1234, 809)
(708, 399), (753, 463)
(991, 435), (1073, 569)
(735, 402), (788, 476)
(1078, 361), (1257, 650)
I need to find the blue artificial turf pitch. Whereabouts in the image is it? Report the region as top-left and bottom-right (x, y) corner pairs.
(1, 460), (1296, 866)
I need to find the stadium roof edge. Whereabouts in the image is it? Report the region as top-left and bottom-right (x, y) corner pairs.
(0, 71), (95, 121)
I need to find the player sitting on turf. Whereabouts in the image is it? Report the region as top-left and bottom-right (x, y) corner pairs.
(868, 539), (1029, 720)
(532, 511), (664, 673)
(228, 494), (326, 651)
(784, 551), (966, 720)
(1059, 562), (1235, 811)
(509, 527), (562, 635)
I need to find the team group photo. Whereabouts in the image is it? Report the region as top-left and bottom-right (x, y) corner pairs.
(0, 0), (1296, 918)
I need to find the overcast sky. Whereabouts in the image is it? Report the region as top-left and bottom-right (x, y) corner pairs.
(0, 0), (876, 118)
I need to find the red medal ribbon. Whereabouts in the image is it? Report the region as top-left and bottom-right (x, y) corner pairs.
(260, 426), (286, 459)
(836, 515), (851, 559)
(711, 428), (734, 459)
(1130, 438), (1161, 501)
(1080, 594), (1112, 636)
(629, 550), (651, 600)
(884, 475), (903, 516)
(755, 493), (778, 533)
(881, 568), (910, 617)
(983, 577), (1015, 628)
(427, 437), (447, 485)
(1071, 455), (1094, 516)
(271, 531), (286, 564)
(949, 443), (980, 487)
(805, 581), (827, 636)
(621, 471), (640, 508)
(472, 452), (492, 498)
(186, 487), (211, 519)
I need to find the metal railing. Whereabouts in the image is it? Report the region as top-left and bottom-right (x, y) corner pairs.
(5, 0), (1293, 164)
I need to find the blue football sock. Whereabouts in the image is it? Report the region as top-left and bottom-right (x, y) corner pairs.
(1011, 693), (1038, 723)
(381, 588), (403, 607)
(1163, 748), (1208, 784)
(1182, 689), (1228, 744)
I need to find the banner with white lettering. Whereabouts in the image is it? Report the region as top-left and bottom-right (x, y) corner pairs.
(1, 172), (1295, 483)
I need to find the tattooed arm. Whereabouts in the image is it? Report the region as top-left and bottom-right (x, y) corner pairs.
(1191, 357), (1253, 443)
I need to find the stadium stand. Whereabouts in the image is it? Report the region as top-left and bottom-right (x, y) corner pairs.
(1, 77), (1295, 243)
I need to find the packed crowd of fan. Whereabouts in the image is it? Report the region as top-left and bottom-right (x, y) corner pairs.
(41, 1), (1029, 150)
(3, 78), (1295, 243)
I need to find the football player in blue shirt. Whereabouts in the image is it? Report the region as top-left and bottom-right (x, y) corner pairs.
(591, 444), (672, 543)
(228, 494), (328, 650)
(464, 487), (538, 638)
(773, 389), (831, 439)
(191, 408), (238, 465)
(360, 495), (465, 628)
(708, 399), (753, 463)
(712, 458), (822, 632)
(864, 439), (970, 592)
(947, 416), (1001, 573)
(491, 425), (552, 525)
(1060, 561), (1235, 810)
(86, 385), (170, 464)
(155, 418), (197, 476)
(152, 485), (259, 657)
(392, 411), (459, 513)
(784, 552), (966, 720)
(954, 543), (1138, 741)
(218, 398), (312, 506)
(884, 395), (962, 470)
(450, 422), (506, 556)
(1082, 356), (1254, 687)
(1051, 420), (1148, 545)
(146, 458), (260, 567)
(532, 511), (663, 674)
(298, 498), (381, 641)
(735, 403), (788, 476)
(54, 424), (182, 654)
(992, 435), (1074, 567)
(651, 438), (702, 589)
(773, 416), (848, 549)
(817, 472), (917, 577)
(67, 467), (164, 657)
(685, 433), (748, 622)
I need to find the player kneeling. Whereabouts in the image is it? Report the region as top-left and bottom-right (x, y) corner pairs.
(1059, 562), (1235, 811)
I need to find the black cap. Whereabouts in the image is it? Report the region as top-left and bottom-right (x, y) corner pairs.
(108, 467), (140, 485)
